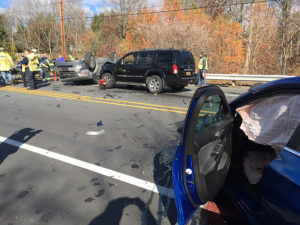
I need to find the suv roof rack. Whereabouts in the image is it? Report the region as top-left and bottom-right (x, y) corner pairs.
(140, 48), (188, 51)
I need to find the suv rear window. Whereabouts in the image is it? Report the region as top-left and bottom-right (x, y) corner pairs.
(180, 51), (194, 65)
(156, 52), (173, 64)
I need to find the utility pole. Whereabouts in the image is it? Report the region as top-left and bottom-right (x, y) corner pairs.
(59, 0), (67, 59)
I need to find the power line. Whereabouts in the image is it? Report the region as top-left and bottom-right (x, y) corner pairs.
(64, 0), (274, 19)
(21, 0), (274, 24)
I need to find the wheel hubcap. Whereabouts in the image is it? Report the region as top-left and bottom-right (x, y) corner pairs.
(104, 76), (111, 84)
(149, 79), (160, 91)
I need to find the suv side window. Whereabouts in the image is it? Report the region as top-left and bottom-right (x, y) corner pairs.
(156, 52), (173, 64)
(147, 52), (156, 64)
(122, 54), (136, 65)
(137, 52), (148, 64)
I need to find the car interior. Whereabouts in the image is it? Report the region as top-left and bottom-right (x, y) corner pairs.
(229, 94), (300, 205)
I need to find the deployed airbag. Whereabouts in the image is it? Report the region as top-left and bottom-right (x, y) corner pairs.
(236, 95), (300, 149)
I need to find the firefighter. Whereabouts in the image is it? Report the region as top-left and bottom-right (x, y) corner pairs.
(69, 54), (75, 61)
(39, 58), (54, 80)
(0, 47), (14, 85)
(40, 53), (48, 62)
(27, 49), (39, 90)
(19, 50), (30, 87)
(198, 52), (207, 87)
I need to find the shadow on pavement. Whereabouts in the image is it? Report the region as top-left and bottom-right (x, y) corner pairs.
(88, 197), (158, 225)
(153, 151), (177, 225)
(0, 128), (42, 165)
(36, 82), (51, 89)
(113, 84), (192, 94)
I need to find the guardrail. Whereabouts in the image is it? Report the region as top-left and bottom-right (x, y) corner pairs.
(206, 74), (295, 82)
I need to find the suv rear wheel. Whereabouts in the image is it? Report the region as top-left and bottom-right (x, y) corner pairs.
(147, 75), (163, 94)
(101, 73), (115, 88)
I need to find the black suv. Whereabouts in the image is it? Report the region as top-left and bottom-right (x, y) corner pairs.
(100, 49), (197, 93)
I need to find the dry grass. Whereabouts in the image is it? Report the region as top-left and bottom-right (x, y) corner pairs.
(206, 80), (265, 87)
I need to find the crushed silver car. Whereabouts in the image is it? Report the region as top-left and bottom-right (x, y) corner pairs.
(56, 52), (117, 83)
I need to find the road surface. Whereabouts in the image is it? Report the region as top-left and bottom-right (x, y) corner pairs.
(0, 82), (248, 225)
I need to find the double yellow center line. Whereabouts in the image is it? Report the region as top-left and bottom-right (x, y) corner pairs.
(1, 86), (188, 114)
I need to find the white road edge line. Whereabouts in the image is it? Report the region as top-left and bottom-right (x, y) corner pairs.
(0, 135), (174, 198)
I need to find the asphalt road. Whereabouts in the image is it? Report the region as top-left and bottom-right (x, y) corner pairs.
(0, 82), (248, 225)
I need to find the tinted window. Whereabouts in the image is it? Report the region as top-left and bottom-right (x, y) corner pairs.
(287, 124), (300, 152)
(137, 52), (148, 64)
(181, 51), (194, 65)
(122, 54), (136, 65)
(147, 52), (156, 64)
(156, 52), (173, 64)
(194, 95), (225, 141)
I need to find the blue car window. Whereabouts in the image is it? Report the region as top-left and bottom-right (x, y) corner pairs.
(194, 95), (225, 141)
(287, 123), (300, 152)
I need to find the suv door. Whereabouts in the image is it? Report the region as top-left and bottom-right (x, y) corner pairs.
(172, 85), (233, 225)
(115, 53), (137, 82)
(132, 51), (152, 83)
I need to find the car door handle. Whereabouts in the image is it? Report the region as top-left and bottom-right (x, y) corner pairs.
(210, 142), (225, 160)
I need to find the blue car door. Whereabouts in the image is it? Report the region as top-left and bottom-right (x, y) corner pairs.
(262, 124), (300, 225)
(172, 86), (233, 225)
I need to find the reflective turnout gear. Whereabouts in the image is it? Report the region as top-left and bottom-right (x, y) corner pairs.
(28, 53), (39, 72)
(39, 59), (54, 71)
(198, 57), (207, 70)
(0, 52), (14, 71)
(40, 59), (54, 79)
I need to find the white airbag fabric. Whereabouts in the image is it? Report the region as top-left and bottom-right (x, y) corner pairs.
(236, 95), (300, 149)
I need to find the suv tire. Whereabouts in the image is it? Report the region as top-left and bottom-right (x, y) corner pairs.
(85, 52), (96, 71)
(101, 73), (115, 88)
(147, 75), (163, 94)
(171, 85), (186, 91)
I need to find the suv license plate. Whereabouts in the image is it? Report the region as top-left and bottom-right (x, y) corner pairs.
(186, 72), (191, 76)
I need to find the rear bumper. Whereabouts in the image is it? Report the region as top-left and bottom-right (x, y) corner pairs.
(165, 75), (198, 86)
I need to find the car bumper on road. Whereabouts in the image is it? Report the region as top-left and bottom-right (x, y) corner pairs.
(60, 70), (92, 82)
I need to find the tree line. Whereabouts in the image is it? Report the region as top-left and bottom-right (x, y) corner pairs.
(0, 0), (299, 75)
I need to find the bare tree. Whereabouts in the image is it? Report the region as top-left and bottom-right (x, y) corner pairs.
(7, 0), (88, 57)
(272, 0), (294, 74)
(111, 0), (143, 38)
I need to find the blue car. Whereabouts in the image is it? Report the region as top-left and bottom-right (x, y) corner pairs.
(172, 77), (300, 225)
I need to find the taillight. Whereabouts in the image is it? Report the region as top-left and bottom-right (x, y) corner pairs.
(173, 64), (178, 74)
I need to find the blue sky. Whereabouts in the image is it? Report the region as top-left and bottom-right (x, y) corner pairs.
(0, 0), (161, 15)
(0, 0), (11, 12)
